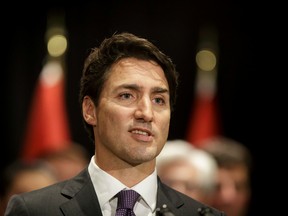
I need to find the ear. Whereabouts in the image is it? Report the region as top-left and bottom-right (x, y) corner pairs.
(82, 96), (97, 126)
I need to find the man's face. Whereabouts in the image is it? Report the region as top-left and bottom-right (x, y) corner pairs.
(158, 160), (205, 201)
(91, 57), (171, 168)
(212, 165), (251, 216)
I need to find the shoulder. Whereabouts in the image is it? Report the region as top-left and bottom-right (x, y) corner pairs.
(5, 168), (91, 216)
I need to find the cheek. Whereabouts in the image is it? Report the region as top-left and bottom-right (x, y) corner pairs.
(98, 104), (129, 128)
(99, 111), (117, 127)
(160, 112), (171, 134)
(156, 112), (170, 151)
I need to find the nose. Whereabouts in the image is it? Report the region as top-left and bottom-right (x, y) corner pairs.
(134, 96), (153, 122)
(220, 182), (238, 203)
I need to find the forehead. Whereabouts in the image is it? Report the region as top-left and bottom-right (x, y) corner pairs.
(106, 57), (168, 86)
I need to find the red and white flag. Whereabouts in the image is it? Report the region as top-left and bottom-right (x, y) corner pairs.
(186, 27), (221, 147)
(186, 86), (220, 147)
(21, 61), (71, 162)
(186, 48), (221, 147)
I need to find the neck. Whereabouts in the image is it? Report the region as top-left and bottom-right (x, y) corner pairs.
(94, 155), (155, 187)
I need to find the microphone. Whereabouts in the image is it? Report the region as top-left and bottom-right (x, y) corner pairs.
(155, 204), (215, 216)
(156, 204), (175, 216)
(198, 207), (215, 216)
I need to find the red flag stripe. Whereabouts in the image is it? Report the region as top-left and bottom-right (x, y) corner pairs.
(22, 61), (71, 162)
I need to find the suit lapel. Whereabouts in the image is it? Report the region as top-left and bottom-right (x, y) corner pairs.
(157, 179), (184, 215)
(157, 177), (207, 215)
(59, 169), (103, 216)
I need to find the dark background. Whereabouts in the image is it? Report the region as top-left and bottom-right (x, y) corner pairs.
(2, 1), (283, 215)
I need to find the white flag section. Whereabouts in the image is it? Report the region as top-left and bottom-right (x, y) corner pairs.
(22, 61), (71, 162)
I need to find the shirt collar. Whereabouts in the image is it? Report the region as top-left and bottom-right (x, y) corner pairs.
(88, 156), (158, 212)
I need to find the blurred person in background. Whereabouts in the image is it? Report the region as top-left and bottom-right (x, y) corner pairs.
(157, 139), (218, 206)
(0, 160), (58, 215)
(41, 142), (90, 181)
(201, 136), (252, 216)
(0, 142), (89, 215)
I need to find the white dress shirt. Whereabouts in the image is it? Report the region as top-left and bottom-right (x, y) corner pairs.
(88, 156), (158, 216)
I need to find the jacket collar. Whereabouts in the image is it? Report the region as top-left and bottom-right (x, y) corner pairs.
(59, 168), (102, 216)
(57, 169), (189, 216)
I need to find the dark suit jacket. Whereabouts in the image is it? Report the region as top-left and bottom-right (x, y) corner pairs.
(4, 168), (225, 216)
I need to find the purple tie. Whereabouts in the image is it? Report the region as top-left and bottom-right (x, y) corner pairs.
(115, 190), (140, 216)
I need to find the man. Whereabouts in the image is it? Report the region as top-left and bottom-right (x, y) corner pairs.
(201, 136), (252, 216)
(0, 160), (58, 215)
(41, 142), (90, 181)
(5, 32), (225, 216)
(157, 139), (218, 206)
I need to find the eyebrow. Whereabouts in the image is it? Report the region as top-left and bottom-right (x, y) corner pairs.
(119, 84), (169, 94)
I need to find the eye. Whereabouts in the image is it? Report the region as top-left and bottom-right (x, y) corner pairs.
(153, 97), (166, 105)
(119, 93), (133, 100)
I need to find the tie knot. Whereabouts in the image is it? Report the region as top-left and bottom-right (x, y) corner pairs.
(116, 190), (140, 210)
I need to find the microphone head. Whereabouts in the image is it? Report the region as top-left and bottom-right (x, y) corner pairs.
(198, 207), (215, 216)
(156, 204), (175, 216)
